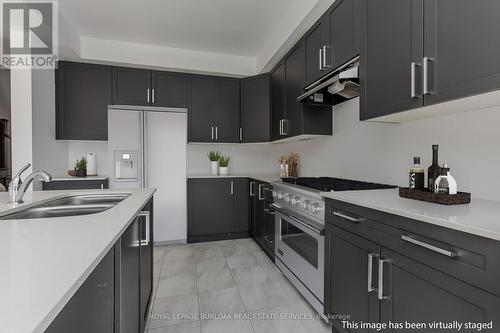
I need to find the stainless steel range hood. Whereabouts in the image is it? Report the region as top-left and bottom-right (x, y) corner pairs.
(297, 56), (360, 106)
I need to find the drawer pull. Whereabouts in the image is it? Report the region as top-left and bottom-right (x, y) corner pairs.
(332, 210), (364, 223)
(401, 235), (456, 258)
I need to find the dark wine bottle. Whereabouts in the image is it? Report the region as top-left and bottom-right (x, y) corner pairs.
(427, 145), (441, 191)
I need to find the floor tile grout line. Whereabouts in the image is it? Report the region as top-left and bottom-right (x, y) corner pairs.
(227, 259), (257, 333)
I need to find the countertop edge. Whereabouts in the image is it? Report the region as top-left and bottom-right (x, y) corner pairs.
(320, 190), (500, 242)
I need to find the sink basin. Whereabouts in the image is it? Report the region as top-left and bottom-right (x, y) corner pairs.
(0, 193), (130, 220)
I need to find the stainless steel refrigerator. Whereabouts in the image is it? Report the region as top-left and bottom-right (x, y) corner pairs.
(108, 108), (187, 243)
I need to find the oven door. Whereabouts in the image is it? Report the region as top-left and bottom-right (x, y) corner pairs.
(274, 208), (324, 303)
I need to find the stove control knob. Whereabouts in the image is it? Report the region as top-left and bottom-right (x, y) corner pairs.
(292, 196), (301, 207)
(277, 191), (284, 199)
(284, 193), (291, 202)
(272, 191), (278, 198)
(300, 200), (310, 210)
(311, 203), (322, 214)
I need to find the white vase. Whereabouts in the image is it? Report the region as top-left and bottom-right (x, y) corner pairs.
(219, 166), (229, 175)
(210, 161), (219, 176)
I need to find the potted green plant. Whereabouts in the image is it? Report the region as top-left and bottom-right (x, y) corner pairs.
(218, 155), (231, 175)
(207, 150), (221, 175)
(75, 157), (87, 177)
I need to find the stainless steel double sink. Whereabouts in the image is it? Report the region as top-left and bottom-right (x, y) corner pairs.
(0, 193), (130, 220)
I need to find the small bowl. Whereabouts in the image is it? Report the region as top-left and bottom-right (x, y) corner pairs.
(68, 170), (77, 177)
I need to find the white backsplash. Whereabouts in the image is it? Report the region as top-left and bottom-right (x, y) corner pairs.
(67, 142), (109, 176)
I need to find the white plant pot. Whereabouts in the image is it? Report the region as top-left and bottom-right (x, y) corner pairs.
(219, 167), (229, 175)
(210, 161), (219, 176)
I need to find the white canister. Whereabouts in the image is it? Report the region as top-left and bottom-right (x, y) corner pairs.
(210, 161), (219, 176)
(86, 153), (97, 176)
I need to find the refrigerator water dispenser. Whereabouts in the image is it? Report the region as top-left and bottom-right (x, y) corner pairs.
(114, 150), (139, 181)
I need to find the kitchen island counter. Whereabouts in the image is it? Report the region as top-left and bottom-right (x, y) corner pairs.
(0, 188), (155, 333)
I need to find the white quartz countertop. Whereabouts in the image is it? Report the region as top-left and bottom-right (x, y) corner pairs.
(48, 175), (109, 181)
(0, 188), (156, 333)
(187, 173), (280, 183)
(321, 188), (500, 241)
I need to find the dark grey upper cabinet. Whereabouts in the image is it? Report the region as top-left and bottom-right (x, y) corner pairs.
(326, 0), (361, 70)
(284, 42), (305, 137)
(361, 0), (500, 120)
(151, 71), (188, 108)
(423, 0), (500, 105)
(380, 247), (500, 328)
(46, 249), (114, 333)
(56, 62), (111, 141)
(271, 63), (286, 140)
(188, 75), (215, 142)
(360, 0), (424, 120)
(215, 77), (240, 143)
(240, 74), (271, 143)
(188, 76), (240, 143)
(325, 224), (379, 333)
(304, 20), (328, 85)
(188, 178), (233, 237)
(112, 67), (151, 106)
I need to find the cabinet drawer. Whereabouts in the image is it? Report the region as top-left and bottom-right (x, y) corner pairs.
(326, 199), (500, 297)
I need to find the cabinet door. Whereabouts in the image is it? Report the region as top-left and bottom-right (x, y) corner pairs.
(42, 179), (108, 190)
(232, 179), (249, 233)
(380, 247), (500, 331)
(284, 42), (306, 137)
(304, 19), (328, 85)
(325, 224), (380, 333)
(119, 218), (141, 333)
(423, 0), (500, 106)
(327, 0), (361, 70)
(240, 74), (271, 143)
(56, 62), (111, 140)
(188, 179), (233, 236)
(112, 67), (151, 106)
(271, 63), (286, 140)
(139, 203), (153, 333)
(253, 182), (266, 246)
(360, 0), (424, 120)
(151, 71), (188, 108)
(215, 77), (240, 143)
(46, 249), (114, 333)
(188, 76), (215, 142)
(249, 180), (257, 237)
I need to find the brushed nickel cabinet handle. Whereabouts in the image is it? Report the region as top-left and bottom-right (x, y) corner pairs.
(332, 210), (364, 223)
(423, 57), (432, 95)
(378, 258), (389, 300)
(401, 235), (456, 257)
(146, 88), (150, 103)
(368, 253), (379, 293)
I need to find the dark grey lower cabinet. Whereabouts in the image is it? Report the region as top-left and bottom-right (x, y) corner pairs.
(118, 217), (141, 333)
(325, 224), (378, 333)
(325, 199), (500, 332)
(250, 180), (275, 261)
(45, 249), (115, 333)
(47, 199), (153, 333)
(188, 178), (249, 242)
(380, 247), (500, 330)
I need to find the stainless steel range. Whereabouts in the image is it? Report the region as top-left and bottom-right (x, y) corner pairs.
(271, 177), (395, 315)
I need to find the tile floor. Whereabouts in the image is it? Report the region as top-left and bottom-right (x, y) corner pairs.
(147, 238), (331, 333)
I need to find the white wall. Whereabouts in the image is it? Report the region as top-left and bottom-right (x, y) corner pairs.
(10, 69), (33, 175)
(187, 98), (500, 201)
(31, 70), (68, 189)
(67, 141), (108, 176)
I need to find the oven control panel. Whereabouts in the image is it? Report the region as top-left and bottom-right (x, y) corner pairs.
(272, 186), (324, 219)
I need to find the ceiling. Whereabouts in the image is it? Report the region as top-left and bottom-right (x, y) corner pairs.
(59, 0), (305, 58)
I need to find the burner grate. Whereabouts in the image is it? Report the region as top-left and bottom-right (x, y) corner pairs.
(281, 177), (396, 192)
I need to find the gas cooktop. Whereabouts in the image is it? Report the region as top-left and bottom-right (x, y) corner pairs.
(281, 177), (396, 192)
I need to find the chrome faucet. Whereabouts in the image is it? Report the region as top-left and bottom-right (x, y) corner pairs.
(8, 163), (52, 203)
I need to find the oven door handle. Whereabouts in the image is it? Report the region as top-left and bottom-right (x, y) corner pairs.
(272, 204), (324, 236)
